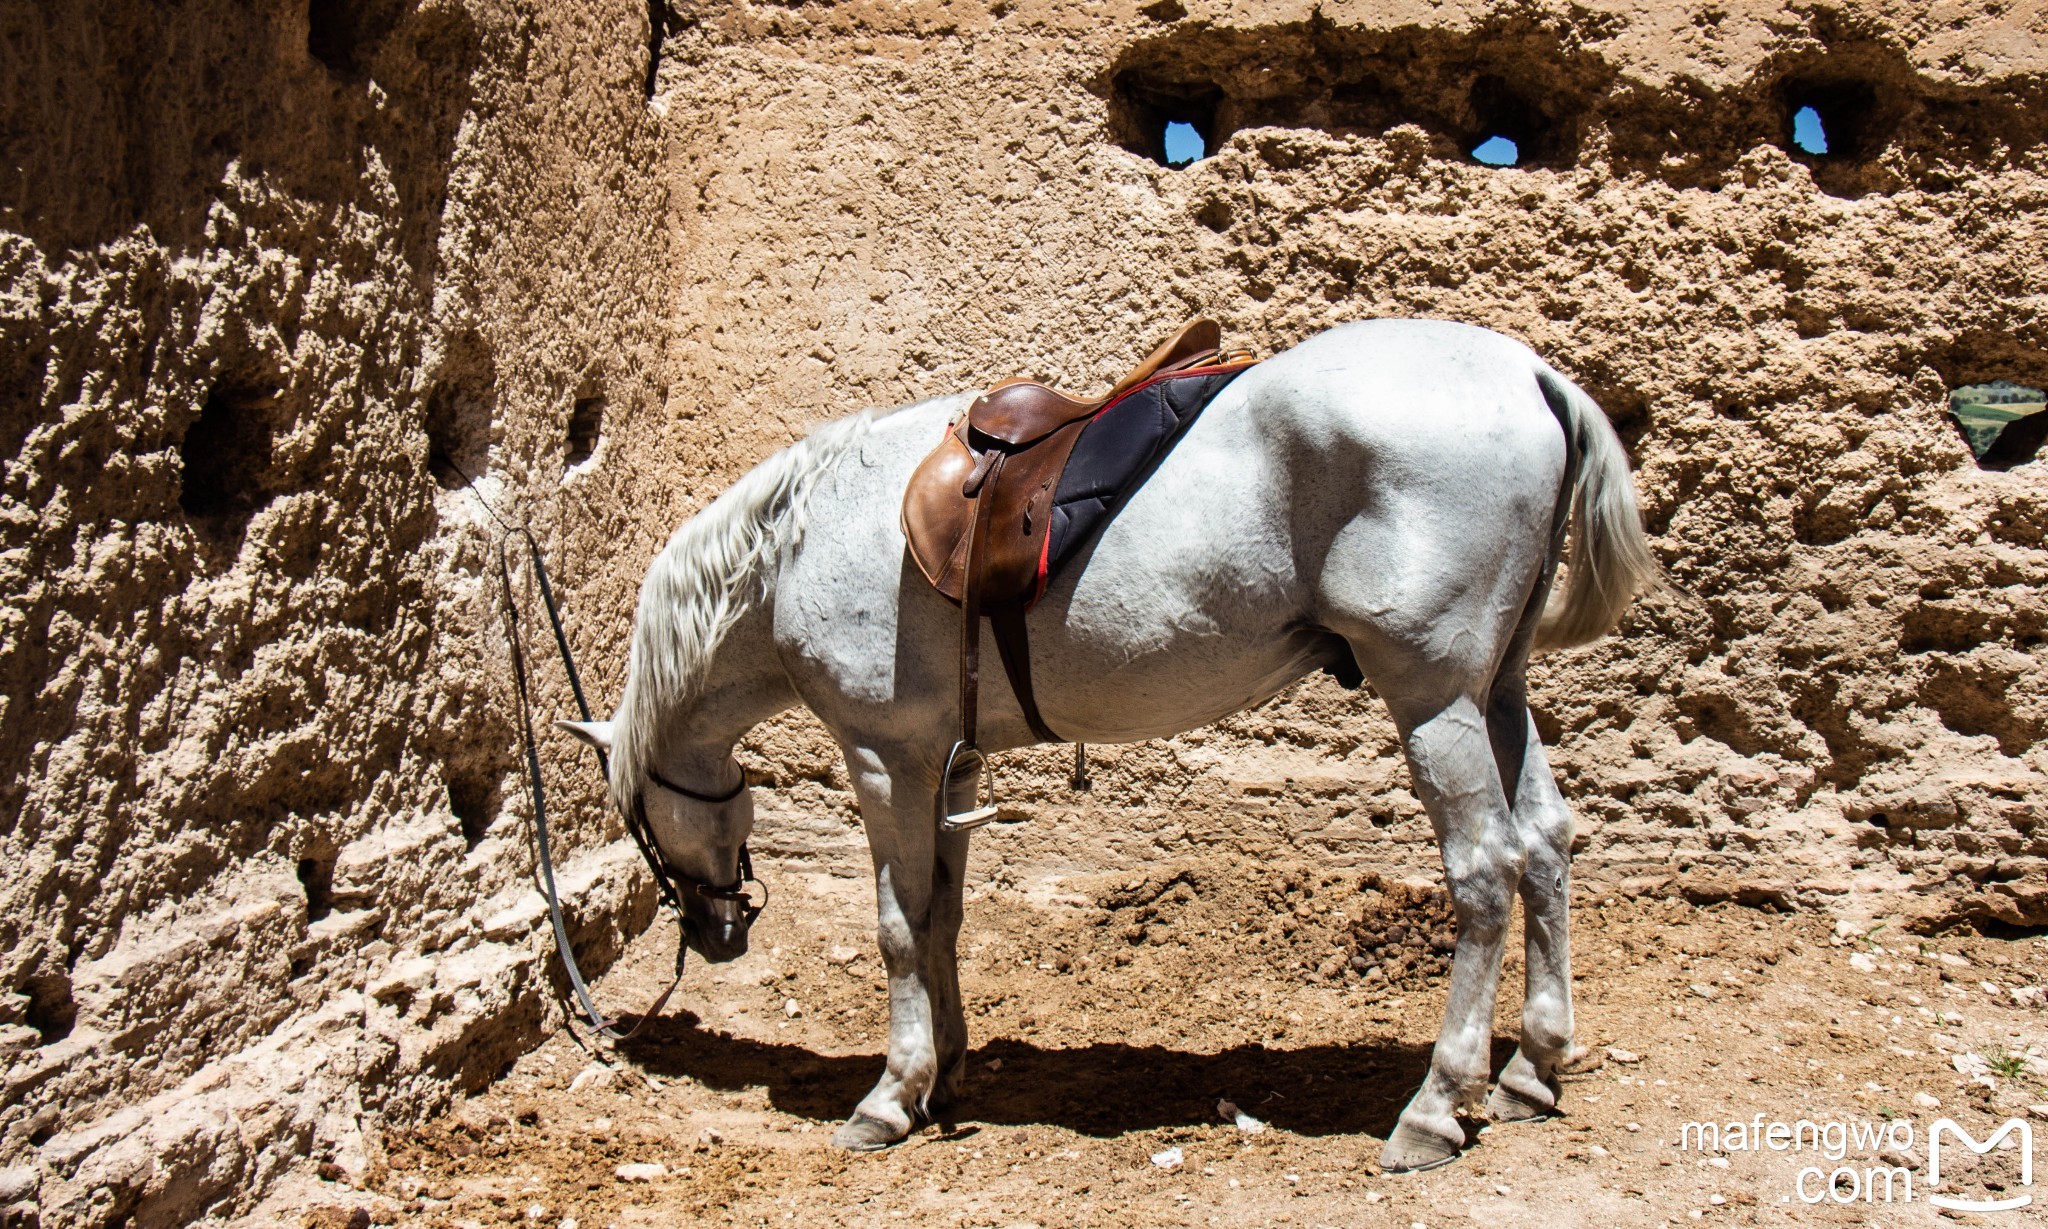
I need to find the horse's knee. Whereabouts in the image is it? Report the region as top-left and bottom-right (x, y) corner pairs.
(1444, 838), (1525, 939)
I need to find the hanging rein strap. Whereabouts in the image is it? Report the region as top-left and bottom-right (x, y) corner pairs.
(499, 530), (693, 1042)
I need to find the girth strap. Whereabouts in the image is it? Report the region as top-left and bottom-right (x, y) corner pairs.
(990, 606), (1059, 745)
(957, 452), (1063, 753)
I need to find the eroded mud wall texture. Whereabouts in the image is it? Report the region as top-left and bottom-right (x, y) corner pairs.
(650, 0), (2048, 938)
(5, 0), (2047, 1225)
(2, 1), (680, 1223)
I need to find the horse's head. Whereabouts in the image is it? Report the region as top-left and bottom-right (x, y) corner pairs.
(558, 720), (761, 964)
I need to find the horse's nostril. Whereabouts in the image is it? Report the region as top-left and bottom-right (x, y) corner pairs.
(682, 917), (749, 963)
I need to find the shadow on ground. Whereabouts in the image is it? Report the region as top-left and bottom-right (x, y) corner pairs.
(621, 1016), (1520, 1139)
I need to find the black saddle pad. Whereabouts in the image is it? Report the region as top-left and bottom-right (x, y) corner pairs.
(1040, 364), (1253, 598)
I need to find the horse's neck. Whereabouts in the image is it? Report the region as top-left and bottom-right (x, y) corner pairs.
(652, 596), (797, 770)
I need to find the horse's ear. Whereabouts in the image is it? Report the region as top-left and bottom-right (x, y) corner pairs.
(555, 720), (614, 754)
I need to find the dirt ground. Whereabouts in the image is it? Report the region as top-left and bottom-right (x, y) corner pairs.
(260, 857), (2047, 1229)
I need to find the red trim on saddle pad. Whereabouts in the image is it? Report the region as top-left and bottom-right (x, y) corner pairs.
(1031, 360), (1261, 599)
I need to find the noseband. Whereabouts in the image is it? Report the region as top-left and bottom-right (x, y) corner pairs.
(638, 768), (768, 925)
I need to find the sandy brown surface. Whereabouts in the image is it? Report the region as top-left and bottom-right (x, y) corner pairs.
(267, 858), (2046, 1228)
(16, 2), (2048, 1221)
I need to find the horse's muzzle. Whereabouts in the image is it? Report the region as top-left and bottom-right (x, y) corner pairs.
(682, 907), (750, 963)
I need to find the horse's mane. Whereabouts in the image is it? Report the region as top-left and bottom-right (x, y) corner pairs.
(608, 409), (882, 813)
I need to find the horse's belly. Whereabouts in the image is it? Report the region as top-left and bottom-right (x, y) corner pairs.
(1028, 465), (1323, 741)
(1033, 625), (1327, 743)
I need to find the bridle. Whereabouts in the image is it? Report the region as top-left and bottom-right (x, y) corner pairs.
(637, 767), (769, 924)
(465, 471), (772, 1045)
(557, 767), (768, 1043)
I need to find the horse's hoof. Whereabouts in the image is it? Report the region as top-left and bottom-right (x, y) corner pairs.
(832, 1113), (908, 1152)
(1486, 1080), (1559, 1123)
(1379, 1121), (1463, 1172)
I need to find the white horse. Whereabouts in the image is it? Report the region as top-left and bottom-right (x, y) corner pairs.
(560, 318), (1659, 1170)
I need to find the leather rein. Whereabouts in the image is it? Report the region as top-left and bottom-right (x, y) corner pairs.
(496, 526), (764, 1044)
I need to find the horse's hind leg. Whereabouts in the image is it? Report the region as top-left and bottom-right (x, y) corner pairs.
(831, 744), (971, 1150)
(1373, 685), (1527, 1172)
(1483, 677), (1580, 1123)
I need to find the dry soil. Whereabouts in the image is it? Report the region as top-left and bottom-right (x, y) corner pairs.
(259, 854), (2047, 1228)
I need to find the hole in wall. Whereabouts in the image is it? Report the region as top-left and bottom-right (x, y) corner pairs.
(1949, 379), (2046, 470)
(180, 381), (281, 523)
(1463, 74), (1565, 165)
(1782, 78), (1883, 160)
(1112, 70), (1223, 167)
(424, 344), (497, 490)
(644, 0), (672, 100)
(307, 0), (406, 79)
(1105, 25), (1603, 170)
(1470, 134), (1519, 165)
(1791, 105), (1828, 155)
(298, 856), (336, 923)
(22, 973), (75, 1045)
(448, 771), (500, 850)
(565, 393), (604, 473)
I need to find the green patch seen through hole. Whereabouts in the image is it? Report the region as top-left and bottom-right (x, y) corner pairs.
(1949, 379), (2046, 463)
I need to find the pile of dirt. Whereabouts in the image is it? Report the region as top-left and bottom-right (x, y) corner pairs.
(1076, 866), (1458, 995)
(1084, 866), (1375, 985)
(1342, 874), (1457, 990)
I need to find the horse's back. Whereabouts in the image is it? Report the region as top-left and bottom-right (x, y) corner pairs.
(781, 321), (1575, 743)
(1043, 319), (1571, 720)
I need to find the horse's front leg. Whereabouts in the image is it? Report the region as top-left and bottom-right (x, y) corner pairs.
(832, 746), (970, 1150)
(1381, 693), (1525, 1172)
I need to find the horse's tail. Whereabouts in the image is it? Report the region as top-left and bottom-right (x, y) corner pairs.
(1532, 366), (1663, 652)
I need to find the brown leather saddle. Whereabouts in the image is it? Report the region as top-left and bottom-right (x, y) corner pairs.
(900, 319), (1253, 829)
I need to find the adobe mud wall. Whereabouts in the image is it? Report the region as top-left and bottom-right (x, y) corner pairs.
(3, 1), (682, 1224)
(670, 0), (2048, 940)
(2, 1), (2045, 1226)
